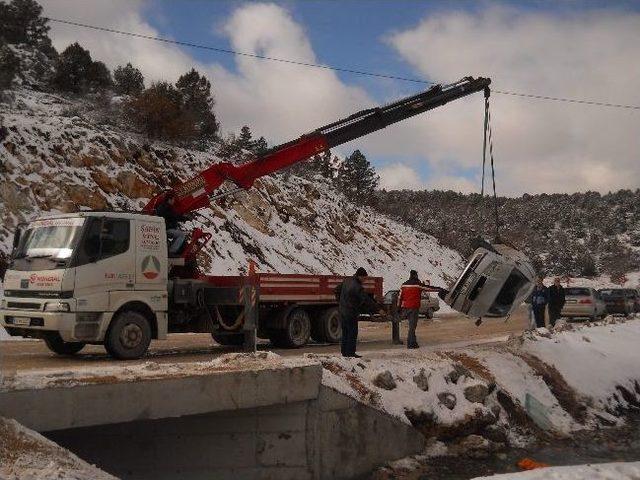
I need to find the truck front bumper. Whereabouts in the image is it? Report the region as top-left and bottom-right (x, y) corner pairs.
(0, 310), (107, 342)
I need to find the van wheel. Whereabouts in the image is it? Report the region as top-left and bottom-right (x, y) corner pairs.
(44, 333), (85, 356)
(212, 332), (244, 346)
(105, 311), (152, 360)
(270, 308), (310, 348)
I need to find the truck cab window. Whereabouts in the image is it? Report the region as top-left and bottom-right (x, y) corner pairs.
(74, 218), (130, 266)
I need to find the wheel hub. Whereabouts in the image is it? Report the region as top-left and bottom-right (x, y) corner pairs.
(120, 323), (143, 349)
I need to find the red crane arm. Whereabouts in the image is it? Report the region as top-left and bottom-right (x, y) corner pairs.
(143, 76), (491, 217)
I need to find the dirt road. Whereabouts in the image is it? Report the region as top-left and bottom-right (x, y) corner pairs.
(0, 308), (529, 374)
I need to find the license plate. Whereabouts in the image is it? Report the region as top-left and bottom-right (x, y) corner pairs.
(14, 317), (31, 326)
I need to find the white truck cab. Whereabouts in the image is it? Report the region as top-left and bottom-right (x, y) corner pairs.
(1, 211), (169, 359)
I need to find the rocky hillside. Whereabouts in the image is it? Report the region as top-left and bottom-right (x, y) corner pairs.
(0, 87), (463, 289)
(374, 190), (640, 281)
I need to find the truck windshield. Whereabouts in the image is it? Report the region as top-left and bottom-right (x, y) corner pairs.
(12, 218), (85, 265)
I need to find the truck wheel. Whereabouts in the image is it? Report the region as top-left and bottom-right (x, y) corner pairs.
(44, 333), (85, 356)
(270, 308), (311, 348)
(105, 311), (152, 360)
(425, 308), (434, 320)
(318, 307), (341, 344)
(211, 332), (244, 346)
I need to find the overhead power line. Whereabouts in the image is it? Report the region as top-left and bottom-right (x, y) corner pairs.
(45, 17), (640, 112)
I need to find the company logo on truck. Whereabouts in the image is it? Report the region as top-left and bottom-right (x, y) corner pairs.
(141, 255), (161, 279)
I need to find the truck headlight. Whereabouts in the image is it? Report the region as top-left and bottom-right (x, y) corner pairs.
(44, 302), (70, 312)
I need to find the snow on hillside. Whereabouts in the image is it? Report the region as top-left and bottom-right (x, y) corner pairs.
(0, 88), (463, 289)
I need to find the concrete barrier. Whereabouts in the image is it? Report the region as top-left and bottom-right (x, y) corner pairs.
(1, 361), (424, 479)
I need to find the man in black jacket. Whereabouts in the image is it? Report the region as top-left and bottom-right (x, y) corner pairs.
(339, 267), (383, 358)
(548, 277), (566, 327)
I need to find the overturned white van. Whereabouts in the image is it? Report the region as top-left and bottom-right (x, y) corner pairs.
(445, 240), (536, 320)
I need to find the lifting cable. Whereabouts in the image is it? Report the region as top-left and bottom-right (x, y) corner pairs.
(480, 88), (501, 242)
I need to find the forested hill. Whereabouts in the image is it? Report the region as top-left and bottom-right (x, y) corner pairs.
(373, 189), (640, 280)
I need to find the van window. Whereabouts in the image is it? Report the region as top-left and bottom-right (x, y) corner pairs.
(487, 269), (529, 317)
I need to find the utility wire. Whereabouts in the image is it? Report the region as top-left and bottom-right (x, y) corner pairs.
(45, 17), (640, 111)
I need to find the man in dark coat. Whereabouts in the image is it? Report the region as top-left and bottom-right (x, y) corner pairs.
(547, 277), (566, 327)
(338, 267), (382, 358)
(530, 277), (549, 328)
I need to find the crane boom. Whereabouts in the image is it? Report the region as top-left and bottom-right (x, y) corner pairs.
(143, 76), (491, 216)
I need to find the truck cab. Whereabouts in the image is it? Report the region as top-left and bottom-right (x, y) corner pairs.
(1, 212), (168, 359)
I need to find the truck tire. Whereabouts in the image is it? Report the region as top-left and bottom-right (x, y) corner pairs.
(270, 308), (311, 348)
(212, 332), (244, 346)
(44, 333), (85, 356)
(105, 311), (152, 360)
(425, 308), (434, 320)
(315, 307), (341, 344)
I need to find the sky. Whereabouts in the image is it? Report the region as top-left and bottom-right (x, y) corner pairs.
(38, 0), (640, 196)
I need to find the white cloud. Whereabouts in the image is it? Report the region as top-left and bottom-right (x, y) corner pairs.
(379, 163), (477, 193)
(40, 0), (195, 81)
(387, 6), (640, 194)
(378, 163), (427, 190)
(37, 2), (640, 195)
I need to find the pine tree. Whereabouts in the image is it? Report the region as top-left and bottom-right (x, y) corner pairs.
(0, 0), (55, 57)
(336, 150), (379, 202)
(113, 63), (144, 96)
(86, 60), (112, 90)
(237, 125), (253, 150)
(52, 42), (92, 93)
(253, 136), (269, 156)
(175, 68), (219, 141)
(0, 44), (19, 88)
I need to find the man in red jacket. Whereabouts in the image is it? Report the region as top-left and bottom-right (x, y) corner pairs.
(397, 270), (448, 349)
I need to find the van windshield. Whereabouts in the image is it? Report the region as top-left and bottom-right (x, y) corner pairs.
(11, 218), (85, 269)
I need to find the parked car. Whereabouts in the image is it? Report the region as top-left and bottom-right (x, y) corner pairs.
(623, 289), (640, 313)
(598, 288), (635, 316)
(383, 289), (440, 318)
(561, 287), (607, 321)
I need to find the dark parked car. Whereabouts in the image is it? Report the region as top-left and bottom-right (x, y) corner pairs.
(622, 288), (640, 313)
(597, 288), (635, 316)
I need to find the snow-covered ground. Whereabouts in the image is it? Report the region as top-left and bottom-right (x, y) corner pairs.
(319, 317), (640, 438)
(1, 351), (313, 391)
(0, 416), (115, 480)
(471, 461), (640, 479)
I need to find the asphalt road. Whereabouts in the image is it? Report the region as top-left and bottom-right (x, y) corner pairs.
(0, 308), (529, 374)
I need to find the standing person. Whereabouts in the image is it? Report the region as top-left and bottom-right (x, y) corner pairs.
(338, 267), (383, 358)
(397, 270), (423, 349)
(397, 270), (448, 349)
(547, 277), (566, 328)
(530, 277), (549, 328)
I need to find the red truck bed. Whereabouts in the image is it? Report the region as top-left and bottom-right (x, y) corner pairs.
(200, 273), (383, 304)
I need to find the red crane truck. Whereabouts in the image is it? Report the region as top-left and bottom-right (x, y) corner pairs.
(1, 77), (491, 359)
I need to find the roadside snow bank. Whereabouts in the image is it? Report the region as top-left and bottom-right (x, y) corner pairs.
(471, 461), (640, 479)
(317, 318), (640, 445)
(1, 351), (312, 391)
(0, 417), (116, 480)
(519, 319), (640, 412)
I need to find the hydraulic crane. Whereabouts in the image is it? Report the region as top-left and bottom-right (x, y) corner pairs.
(143, 77), (491, 218)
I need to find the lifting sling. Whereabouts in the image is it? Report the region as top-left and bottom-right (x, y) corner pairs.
(444, 88), (536, 320)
